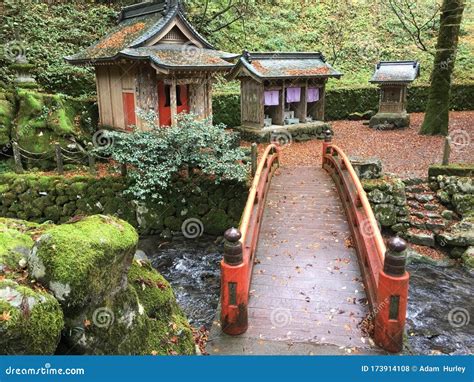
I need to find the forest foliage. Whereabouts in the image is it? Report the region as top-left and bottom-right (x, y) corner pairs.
(0, 0), (472, 97)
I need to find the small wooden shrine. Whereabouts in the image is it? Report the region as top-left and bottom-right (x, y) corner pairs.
(66, 0), (237, 130)
(369, 61), (420, 129)
(228, 51), (342, 140)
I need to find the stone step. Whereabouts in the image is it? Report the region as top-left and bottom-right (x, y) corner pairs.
(402, 228), (436, 247)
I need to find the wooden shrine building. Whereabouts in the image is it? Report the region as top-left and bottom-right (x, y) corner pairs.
(228, 51), (342, 140)
(66, 0), (237, 130)
(369, 60), (420, 130)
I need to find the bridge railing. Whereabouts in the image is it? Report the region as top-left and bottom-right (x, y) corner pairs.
(220, 144), (280, 335)
(322, 133), (409, 353)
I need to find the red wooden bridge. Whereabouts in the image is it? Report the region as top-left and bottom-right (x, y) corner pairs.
(208, 135), (409, 355)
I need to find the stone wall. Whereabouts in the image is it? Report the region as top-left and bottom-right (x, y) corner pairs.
(362, 175), (410, 232)
(362, 172), (473, 269)
(0, 173), (248, 236)
(430, 175), (474, 218)
(430, 175), (474, 267)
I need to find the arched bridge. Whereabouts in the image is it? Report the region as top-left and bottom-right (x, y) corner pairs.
(208, 136), (410, 355)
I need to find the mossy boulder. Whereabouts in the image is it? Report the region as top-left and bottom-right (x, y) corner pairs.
(12, 90), (93, 169)
(428, 164), (474, 178)
(452, 194), (474, 217)
(0, 226), (33, 271)
(128, 262), (176, 320)
(0, 218), (43, 271)
(374, 204), (397, 227)
(350, 157), (383, 180)
(461, 247), (474, 270)
(369, 112), (410, 130)
(62, 264), (194, 355)
(28, 215), (138, 314)
(0, 279), (64, 354)
(437, 217), (474, 248)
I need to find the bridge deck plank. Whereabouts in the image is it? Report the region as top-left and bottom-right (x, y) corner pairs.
(209, 166), (379, 355)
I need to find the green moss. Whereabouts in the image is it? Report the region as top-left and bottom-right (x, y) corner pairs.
(461, 247), (474, 270)
(145, 313), (195, 355)
(28, 215), (138, 313)
(0, 280), (64, 354)
(12, 90), (91, 162)
(202, 208), (233, 235)
(0, 220), (35, 269)
(128, 261), (177, 320)
(0, 229), (32, 269)
(428, 164), (474, 177)
(62, 282), (194, 355)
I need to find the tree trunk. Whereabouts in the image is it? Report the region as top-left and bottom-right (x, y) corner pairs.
(420, 0), (465, 136)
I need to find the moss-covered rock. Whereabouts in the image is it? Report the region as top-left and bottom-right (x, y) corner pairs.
(436, 217), (474, 248)
(11, 90), (94, 169)
(428, 164), (474, 178)
(28, 215), (138, 314)
(0, 225), (33, 271)
(0, 217), (43, 271)
(374, 203), (398, 227)
(362, 175), (407, 230)
(128, 262), (176, 320)
(62, 265), (195, 355)
(461, 247), (474, 270)
(369, 112), (410, 130)
(452, 194), (474, 217)
(0, 279), (64, 354)
(0, 215), (194, 355)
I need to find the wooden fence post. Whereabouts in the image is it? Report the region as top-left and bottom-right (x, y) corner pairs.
(442, 136), (451, 166)
(12, 142), (24, 174)
(55, 144), (63, 175)
(88, 153), (96, 175)
(251, 143), (257, 177)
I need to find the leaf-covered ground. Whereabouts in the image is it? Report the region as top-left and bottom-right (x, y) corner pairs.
(247, 112), (473, 178)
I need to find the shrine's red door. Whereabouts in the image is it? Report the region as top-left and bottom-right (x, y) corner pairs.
(158, 82), (189, 127)
(122, 92), (136, 130)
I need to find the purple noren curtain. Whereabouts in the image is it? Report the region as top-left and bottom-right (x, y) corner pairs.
(307, 87), (320, 102)
(264, 90), (279, 106)
(286, 87), (301, 103)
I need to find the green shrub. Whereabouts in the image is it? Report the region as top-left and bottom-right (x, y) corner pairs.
(100, 113), (249, 202)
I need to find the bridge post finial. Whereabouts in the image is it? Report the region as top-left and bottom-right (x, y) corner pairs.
(321, 128), (333, 168)
(223, 227), (243, 265)
(383, 237), (407, 276)
(374, 236), (409, 353)
(324, 128), (332, 143)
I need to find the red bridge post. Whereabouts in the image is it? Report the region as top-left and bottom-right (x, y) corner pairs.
(220, 227), (249, 335)
(374, 237), (409, 353)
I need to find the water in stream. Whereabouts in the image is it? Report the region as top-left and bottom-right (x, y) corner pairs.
(406, 261), (473, 355)
(140, 236), (473, 355)
(139, 236), (222, 329)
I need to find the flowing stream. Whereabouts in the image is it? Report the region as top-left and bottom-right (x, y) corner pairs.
(140, 237), (473, 354)
(139, 236), (222, 329)
(405, 261), (473, 355)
